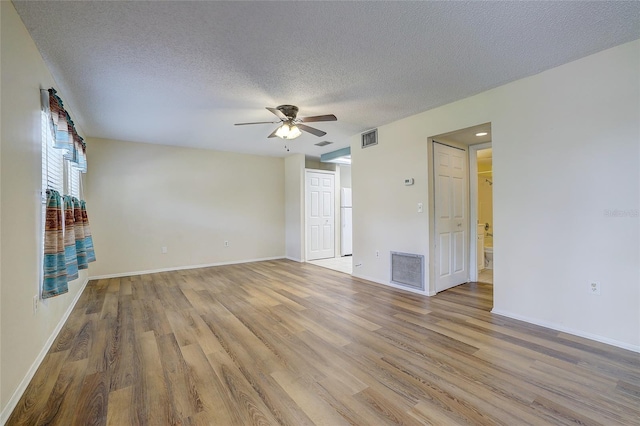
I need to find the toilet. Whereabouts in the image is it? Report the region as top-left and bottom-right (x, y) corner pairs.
(484, 246), (493, 269)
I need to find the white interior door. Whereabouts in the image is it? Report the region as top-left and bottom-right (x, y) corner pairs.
(306, 171), (335, 261)
(434, 142), (469, 292)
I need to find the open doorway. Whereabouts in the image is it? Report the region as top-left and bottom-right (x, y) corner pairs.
(305, 158), (353, 275)
(428, 123), (492, 294)
(470, 144), (493, 284)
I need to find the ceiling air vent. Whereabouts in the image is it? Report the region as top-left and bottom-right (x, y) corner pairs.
(315, 141), (333, 147)
(361, 129), (378, 148)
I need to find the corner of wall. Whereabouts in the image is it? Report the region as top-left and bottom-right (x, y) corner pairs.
(0, 275), (90, 424)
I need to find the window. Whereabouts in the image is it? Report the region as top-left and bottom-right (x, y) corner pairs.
(42, 110), (83, 200)
(41, 87), (95, 298)
(41, 111), (65, 198)
(68, 165), (81, 199)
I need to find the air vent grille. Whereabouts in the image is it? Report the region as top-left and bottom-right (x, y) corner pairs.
(361, 129), (378, 148)
(390, 252), (424, 290)
(315, 141), (333, 147)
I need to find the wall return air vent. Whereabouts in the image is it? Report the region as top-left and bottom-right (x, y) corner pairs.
(361, 129), (378, 148)
(390, 252), (425, 291)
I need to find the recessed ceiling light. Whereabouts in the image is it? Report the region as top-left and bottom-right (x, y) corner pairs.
(476, 132), (488, 137)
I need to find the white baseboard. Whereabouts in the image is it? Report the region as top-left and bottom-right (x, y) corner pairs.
(351, 272), (431, 296)
(285, 256), (303, 262)
(491, 308), (640, 354)
(88, 256), (286, 280)
(1, 276), (90, 425)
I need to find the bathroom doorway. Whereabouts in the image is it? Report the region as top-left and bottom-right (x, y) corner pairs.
(469, 143), (494, 284)
(429, 123), (492, 293)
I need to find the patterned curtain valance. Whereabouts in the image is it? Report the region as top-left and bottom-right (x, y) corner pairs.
(47, 88), (87, 172)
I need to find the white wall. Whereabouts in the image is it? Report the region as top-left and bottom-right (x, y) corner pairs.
(351, 40), (640, 350)
(1, 2), (90, 418)
(352, 119), (434, 289)
(305, 159), (336, 171)
(0, 1), (4, 412)
(339, 165), (352, 188)
(85, 138), (285, 277)
(285, 154), (305, 261)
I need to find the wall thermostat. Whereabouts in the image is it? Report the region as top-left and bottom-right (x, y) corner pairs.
(404, 178), (414, 186)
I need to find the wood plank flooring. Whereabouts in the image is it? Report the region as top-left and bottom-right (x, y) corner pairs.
(7, 259), (640, 425)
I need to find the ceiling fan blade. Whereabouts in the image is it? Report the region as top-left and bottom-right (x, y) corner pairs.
(266, 107), (287, 120)
(267, 127), (279, 138)
(298, 114), (337, 123)
(297, 123), (326, 137)
(234, 121), (278, 126)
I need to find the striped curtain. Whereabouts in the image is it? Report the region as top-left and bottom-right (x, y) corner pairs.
(70, 197), (97, 269)
(63, 195), (79, 280)
(43, 190), (68, 299)
(81, 200), (96, 263)
(72, 197), (88, 269)
(41, 87), (96, 299)
(48, 88), (87, 172)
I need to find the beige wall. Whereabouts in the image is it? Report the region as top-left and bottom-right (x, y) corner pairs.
(305, 159), (336, 171)
(85, 138), (285, 277)
(285, 154), (305, 261)
(351, 115), (433, 289)
(339, 164), (351, 188)
(1, 2), (90, 418)
(351, 40), (640, 350)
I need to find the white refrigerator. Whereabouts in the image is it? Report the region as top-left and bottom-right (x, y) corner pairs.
(341, 188), (352, 256)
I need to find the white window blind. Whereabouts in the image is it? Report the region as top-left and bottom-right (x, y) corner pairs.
(68, 166), (81, 199)
(41, 111), (65, 199)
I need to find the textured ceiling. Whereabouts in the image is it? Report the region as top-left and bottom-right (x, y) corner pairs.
(13, 1), (640, 158)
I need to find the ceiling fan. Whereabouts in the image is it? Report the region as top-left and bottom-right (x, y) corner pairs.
(234, 105), (337, 140)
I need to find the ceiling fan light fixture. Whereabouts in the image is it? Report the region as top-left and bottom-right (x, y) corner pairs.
(275, 122), (302, 140)
(235, 105), (336, 139)
(275, 123), (290, 138)
(287, 125), (302, 139)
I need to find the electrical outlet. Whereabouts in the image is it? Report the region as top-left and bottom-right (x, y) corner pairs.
(161, 246), (168, 254)
(417, 202), (424, 213)
(33, 295), (39, 314)
(376, 250), (379, 258)
(589, 281), (601, 295)
(224, 240), (229, 247)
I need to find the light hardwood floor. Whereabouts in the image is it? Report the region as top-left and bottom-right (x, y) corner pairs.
(7, 259), (640, 425)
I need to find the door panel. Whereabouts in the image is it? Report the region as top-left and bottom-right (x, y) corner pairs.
(311, 192), (319, 217)
(323, 225), (332, 249)
(454, 231), (465, 272)
(434, 142), (469, 292)
(438, 174), (451, 218)
(311, 226), (319, 251)
(453, 176), (464, 218)
(306, 171), (335, 261)
(439, 234), (451, 276)
(323, 192), (332, 216)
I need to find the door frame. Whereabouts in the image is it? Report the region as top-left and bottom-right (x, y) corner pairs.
(304, 168), (338, 261)
(468, 142), (492, 282)
(427, 138), (470, 295)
